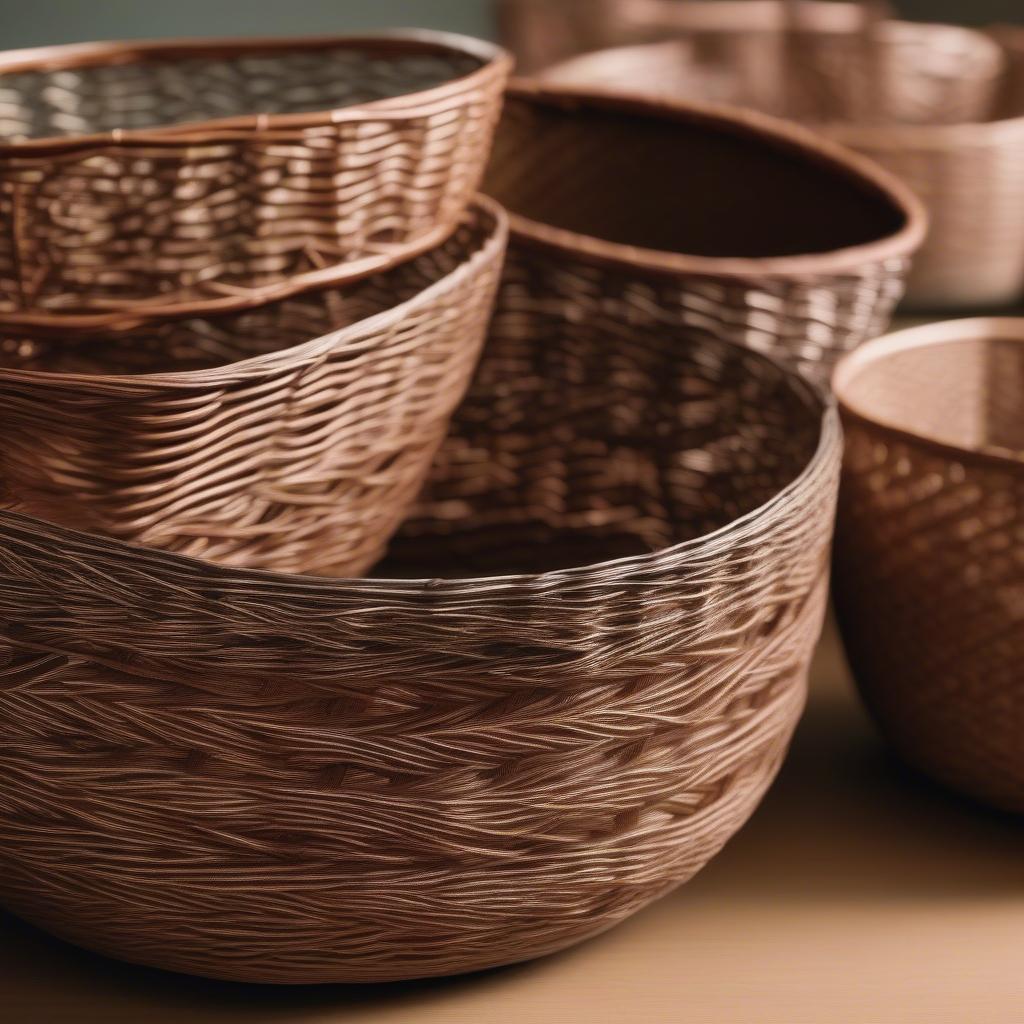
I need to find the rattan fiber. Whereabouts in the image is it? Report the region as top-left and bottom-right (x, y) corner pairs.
(481, 82), (924, 386)
(0, 197), (506, 576)
(0, 295), (840, 983)
(0, 31), (510, 326)
(833, 318), (1024, 812)
(538, 2), (1024, 310)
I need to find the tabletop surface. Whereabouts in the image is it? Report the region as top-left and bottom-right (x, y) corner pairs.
(2, 614), (1022, 1024)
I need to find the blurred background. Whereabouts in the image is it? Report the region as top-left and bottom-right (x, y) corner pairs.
(0, 0), (1021, 49)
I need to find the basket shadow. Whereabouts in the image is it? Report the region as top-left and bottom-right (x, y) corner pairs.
(685, 616), (1023, 907)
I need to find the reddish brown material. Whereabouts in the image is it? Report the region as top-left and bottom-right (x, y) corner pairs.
(0, 271), (840, 983)
(0, 197), (506, 575)
(833, 318), (1024, 813)
(537, 3), (1024, 310)
(0, 31), (510, 327)
(482, 82), (924, 385)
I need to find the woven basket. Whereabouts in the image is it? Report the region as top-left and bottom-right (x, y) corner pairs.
(481, 82), (924, 386)
(0, 197), (506, 576)
(0, 302), (841, 983)
(541, 4), (1024, 310)
(833, 318), (1024, 812)
(0, 31), (510, 327)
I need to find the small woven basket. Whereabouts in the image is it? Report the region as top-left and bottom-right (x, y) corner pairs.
(833, 318), (1024, 812)
(0, 31), (510, 327)
(540, 3), (1024, 310)
(482, 82), (924, 386)
(0, 197), (507, 576)
(0, 294), (841, 983)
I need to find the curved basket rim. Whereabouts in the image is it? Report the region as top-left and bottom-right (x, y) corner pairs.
(0, 338), (841, 593)
(833, 316), (1024, 472)
(0, 195), (509, 388)
(542, 24), (1024, 149)
(495, 80), (927, 280)
(0, 29), (513, 154)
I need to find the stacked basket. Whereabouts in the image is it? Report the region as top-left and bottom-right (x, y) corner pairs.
(0, 25), (940, 985)
(531, 0), (1024, 310)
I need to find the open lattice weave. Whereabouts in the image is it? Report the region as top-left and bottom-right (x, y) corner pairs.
(0, 32), (510, 325)
(0, 197), (506, 576)
(0, 295), (839, 983)
(834, 319), (1024, 812)
(482, 82), (923, 387)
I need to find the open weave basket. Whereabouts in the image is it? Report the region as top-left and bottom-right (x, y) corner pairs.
(0, 197), (506, 576)
(0, 302), (840, 983)
(482, 82), (924, 386)
(540, 3), (1024, 310)
(0, 31), (510, 327)
(833, 318), (1024, 813)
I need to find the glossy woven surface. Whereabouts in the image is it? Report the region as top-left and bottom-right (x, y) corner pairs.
(0, 32), (510, 325)
(482, 83), (923, 386)
(0, 299), (840, 984)
(833, 319), (1024, 812)
(539, 4), (1023, 310)
(0, 198), (506, 575)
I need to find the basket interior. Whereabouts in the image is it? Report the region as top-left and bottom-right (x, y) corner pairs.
(0, 211), (493, 375)
(382, 295), (826, 578)
(483, 93), (907, 259)
(839, 335), (1024, 460)
(0, 43), (482, 140)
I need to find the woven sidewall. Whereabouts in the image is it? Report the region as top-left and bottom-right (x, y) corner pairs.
(482, 86), (922, 387)
(0, 198), (507, 576)
(833, 322), (1024, 812)
(0, 34), (511, 324)
(538, 7), (1021, 310)
(0, 272), (841, 983)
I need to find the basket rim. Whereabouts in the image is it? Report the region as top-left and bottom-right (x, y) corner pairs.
(0, 335), (840, 594)
(494, 80), (926, 280)
(543, 26), (1024, 146)
(0, 29), (513, 154)
(833, 316), (1024, 472)
(0, 195), (508, 388)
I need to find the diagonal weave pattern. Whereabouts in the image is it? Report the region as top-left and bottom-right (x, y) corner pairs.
(0, 198), (507, 576)
(481, 85), (921, 387)
(0, 33), (510, 324)
(834, 320), (1024, 812)
(536, 3), (1024, 310)
(0, 304), (839, 984)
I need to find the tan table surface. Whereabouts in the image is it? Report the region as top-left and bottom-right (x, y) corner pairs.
(3, 616), (1022, 1024)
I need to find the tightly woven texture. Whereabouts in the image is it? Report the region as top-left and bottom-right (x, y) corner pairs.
(0, 32), (510, 326)
(538, 3), (1024, 310)
(0, 307), (840, 984)
(0, 197), (506, 576)
(833, 319), (1024, 813)
(482, 83), (923, 386)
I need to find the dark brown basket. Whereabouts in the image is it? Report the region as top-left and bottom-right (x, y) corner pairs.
(833, 318), (1024, 813)
(0, 197), (506, 576)
(480, 82), (924, 386)
(0, 279), (841, 983)
(539, 3), (1024, 310)
(0, 31), (511, 327)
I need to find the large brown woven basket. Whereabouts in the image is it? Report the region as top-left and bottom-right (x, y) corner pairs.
(833, 318), (1024, 813)
(0, 197), (506, 576)
(481, 82), (924, 385)
(0, 31), (510, 327)
(0, 294), (841, 983)
(540, 3), (1024, 310)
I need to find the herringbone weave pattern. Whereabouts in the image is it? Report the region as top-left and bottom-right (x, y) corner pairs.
(834, 323), (1024, 812)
